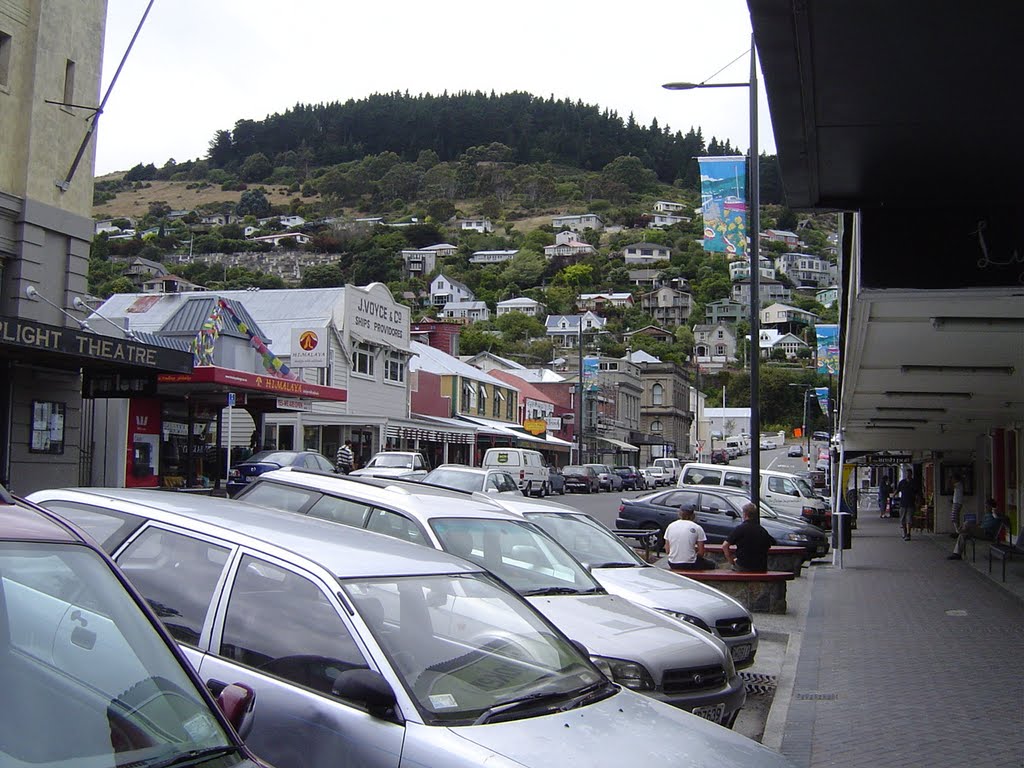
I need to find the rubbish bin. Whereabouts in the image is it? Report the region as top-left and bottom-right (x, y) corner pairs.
(832, 512), (853, 550)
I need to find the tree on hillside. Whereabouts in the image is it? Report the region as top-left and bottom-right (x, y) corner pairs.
(494, 312), (545, 343)
(502, 249), (546, 288)
(301, 263), (346, 288)
(236, 189), (270, 217)
(240, 152), (273, 182)
(601, 155), (658, 194)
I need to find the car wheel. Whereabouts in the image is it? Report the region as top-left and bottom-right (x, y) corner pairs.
(539, 482), (549, 498)
(522, 483), (531, 497)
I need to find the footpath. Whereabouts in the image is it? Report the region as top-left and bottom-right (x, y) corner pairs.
(735, 514), (1024, 767)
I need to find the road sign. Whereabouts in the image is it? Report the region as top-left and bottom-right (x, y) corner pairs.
(227, 392), (236, 407)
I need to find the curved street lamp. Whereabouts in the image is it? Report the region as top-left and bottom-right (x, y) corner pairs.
(662, 35), (761, 506)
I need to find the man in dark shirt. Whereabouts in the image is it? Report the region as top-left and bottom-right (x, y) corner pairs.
(723, 503), (777, 572)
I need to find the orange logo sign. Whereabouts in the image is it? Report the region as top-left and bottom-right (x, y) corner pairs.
(298, 331), (319, 351)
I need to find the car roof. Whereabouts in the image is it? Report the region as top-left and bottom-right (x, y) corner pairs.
(255, 468), (527, 524)
(28, 487), (484, 579)
(0, 493), (81, 544)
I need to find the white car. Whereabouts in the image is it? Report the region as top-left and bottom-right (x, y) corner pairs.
(759, 438), (777, 450)
(641, 466), (669, 486)
(349, 451), (429, 480)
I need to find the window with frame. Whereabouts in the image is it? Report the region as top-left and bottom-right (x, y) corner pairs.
(384, 350), (405, 383)
(651, 383), (664, 406)
(461, 380), (476, 413)
(0, 31), (11, 89)
(352, 342), (374, 377)
(650, 419), (663, 433)
(477, 385), (487, 415)
(506, 392), (515, 421)
(493, 389), (504, 418)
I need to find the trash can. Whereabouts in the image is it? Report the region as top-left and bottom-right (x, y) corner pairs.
(832, 512), (853, 550)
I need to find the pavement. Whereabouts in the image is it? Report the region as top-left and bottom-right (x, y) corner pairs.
(732, 513), (1024, 767)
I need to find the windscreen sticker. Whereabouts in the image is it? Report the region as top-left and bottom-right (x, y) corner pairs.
(429, 693), (458, 709)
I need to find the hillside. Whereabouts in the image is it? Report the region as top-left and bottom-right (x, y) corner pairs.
(93, 176), (313, 219)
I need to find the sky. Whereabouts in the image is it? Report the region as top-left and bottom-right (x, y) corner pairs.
(93, 0), (777, 176)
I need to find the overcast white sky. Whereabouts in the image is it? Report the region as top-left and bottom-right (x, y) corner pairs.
(94, 0), (777, 176)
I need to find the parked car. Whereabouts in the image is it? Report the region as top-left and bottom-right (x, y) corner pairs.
(561, 464), (602, 493)
(481, 447), (549, 496)
(349, 450), (430, 480)
(653, 457), (682, 484)
(759, 438), (778, 450)
(547, 464), (567, 495)
(787, 444), (804, 457)
(491, 501), (759, 669)
(642, 465), (669, 486)
(616, 485), (831, 561)
(585, 463), (622, 492)
(710, 448), (731, 465)
(3, 485), (264, 767)
(421, 464), (520, 495)
(614, 465), (645, 490)
(725, 446), (740, 460)
(232, 470), (749, 726)
(227, 449), (336, 496)
(812, 430), (830, 441)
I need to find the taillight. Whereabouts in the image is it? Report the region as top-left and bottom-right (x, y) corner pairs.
(619, 504), (625, 513)
(802, 506), (815, 517)
(520, 470), (525, 480)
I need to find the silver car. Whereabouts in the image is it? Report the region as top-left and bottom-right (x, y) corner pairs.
(235, 469), (747, 726)
(28, 487), (793, 768)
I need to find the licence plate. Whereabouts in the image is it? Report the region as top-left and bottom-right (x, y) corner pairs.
(691, 704), (724, 724)
(729, 644), (751, 663)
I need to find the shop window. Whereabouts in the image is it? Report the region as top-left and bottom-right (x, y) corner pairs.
(384, 350), (405, 384)
(506, 393), (515, 421)
(30, 401), (65, 454)
(461, 380), (476, 413)
(493, 389), (504, 418)
(477, 386), (487, 415)
(352, 342), (374, 377)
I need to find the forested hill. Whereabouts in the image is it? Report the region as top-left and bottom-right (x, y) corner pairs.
(206, 91), (759, 191)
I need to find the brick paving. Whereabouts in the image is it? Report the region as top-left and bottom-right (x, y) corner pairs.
(780, 515), (1024, 767)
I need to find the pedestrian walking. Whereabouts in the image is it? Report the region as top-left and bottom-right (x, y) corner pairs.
(665, 505), (716, 571)
(336, 440), (354, 474)
(877, 477), (892, 519)
(722, 503), (776, 572)
(896, 470), (916, 540)
(950, 472), (965, 531)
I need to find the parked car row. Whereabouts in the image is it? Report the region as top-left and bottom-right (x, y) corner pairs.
(23, 470), (796, 768)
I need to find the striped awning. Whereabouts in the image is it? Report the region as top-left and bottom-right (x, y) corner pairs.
(385, 419), (475, 445)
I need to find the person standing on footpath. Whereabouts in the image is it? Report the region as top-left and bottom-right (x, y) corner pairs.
(665, 505), (716, 571)
(877, 477), (892, 518)
(336, 440), (354, 474)
(896, 469), (916, 540)
(722, 503), (776, 572)
(950, 472), (965, 532)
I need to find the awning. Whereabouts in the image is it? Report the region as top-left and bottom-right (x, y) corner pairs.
(157, 365), (347, 402)
(386, 416), (475, 445)
(460, 416), (571, 451)
(596, 436), (639, 452)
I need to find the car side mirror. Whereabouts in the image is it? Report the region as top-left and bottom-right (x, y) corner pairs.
(215, 682), (256, 738)
(569, 639), (589, 657)
(332, 669), (399, 721)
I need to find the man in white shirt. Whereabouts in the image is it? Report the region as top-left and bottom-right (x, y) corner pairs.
(664, 505), (715, 570)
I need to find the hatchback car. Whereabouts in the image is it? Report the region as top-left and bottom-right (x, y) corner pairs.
(614, 465), (645, 490)
(642, 465), (669, 486)
(787, 444), (804, 457)
(561, 464), (601, 493)
(585, 463), (622, 492)
(227, 449), (336, 496)
(546, 465), (567, 495)
(616, 486), (831, 561)
(710, 449), (730, 465)
(2, 486), (264, 767)
(233, 470), (748, 726)
(421, 464), (520, 495)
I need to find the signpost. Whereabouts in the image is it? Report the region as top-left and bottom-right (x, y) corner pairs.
(225, 392), (235, 483)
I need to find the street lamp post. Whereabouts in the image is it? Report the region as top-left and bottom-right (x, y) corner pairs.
(664, 34), (761, 506)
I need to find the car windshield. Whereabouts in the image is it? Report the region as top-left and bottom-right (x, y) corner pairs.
(368, 455), (414, 468)
(423, 468), (484, 492)
(342, 573), (607, 726)
(0, 541), (233, 767)
(525, 513), (643, 568)
(430, 518), (604, 596)
(246, 450), (297, 465)
(794, 477), (815, 496)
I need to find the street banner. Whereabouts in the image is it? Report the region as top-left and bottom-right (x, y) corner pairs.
(697, 156), (748, 255)
(582, 355), (600, 391)
(814, 387), (830, 416)
(815, 324), (839, 374)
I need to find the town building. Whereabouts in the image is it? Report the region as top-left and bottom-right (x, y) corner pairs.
(731, 277), (792, 309)
(400, 243), (457, 278)
(634, 358), (694, 466)
(551, 213), (604, 232)
(495, 297), (545, 317)
(693, 323), (738, 370)
(545, 312), (608, 348)
(640, 286), (692, 327)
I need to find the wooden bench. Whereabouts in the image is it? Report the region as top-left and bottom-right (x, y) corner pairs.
(703, 544), (807, 577)
(988, 529), (1024, 582)
(670, 569), (795, 614)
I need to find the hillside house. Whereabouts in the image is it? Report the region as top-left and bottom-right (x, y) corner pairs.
(544, 230), (596, 260)
(578, 292), (634, 311)
(430, 273), (474, 307)
(623, 325), (675, 345)
(758, 329), (809, 359)
(443, 301), (490, 323)
(728, 256), (776, 282)
(552, 213), (604, 232)
(705, 298), (745, 325)
(545, 312), (607, 348)
(247, 232), (311, 247)
(654, 201), (687, 213)
(640, 286), (692, 327)
(731, 277), (791, 309)
(763, 229), (800, 247)
(760, 303), (819, 331)
(816, 286), (839, 308)
(141, 275), (206, 294)
(623, 241), (673, 265)
(459, 218), (493, 233)
(470, 249), (518, 264)
(628, 269), (666, 288)
(649, 212), (690, 228)
(402, 242), (458, 278)
(693, 323), (737, 370)
(496, 297), (545, 317)
(775, 252), (836, 288)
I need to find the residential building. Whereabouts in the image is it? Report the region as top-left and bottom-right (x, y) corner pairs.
(816, 286), (839, 308)
(649, 213), (690, 228)
(458, 218), (493, 233)
(401, 242), (458, 278)
(495, 297), (545, 317)
(728, 256), (777, 282)
(705, 298), (746, 325)
(577, 292), (634, 311)
(775, 252), (836, 288)
(430, 273), (474, 306)
(760, 302), (819, 331)
(552, 213), (604, 232)
(488, 370), (574, 453)
(469, 249), (518, 264)
(731, 277), (791, 309)
(543, 230), (596, 260)
(703, 408), (752, 440)
(758, 329), (809, 360)
(462, 351), (527, 374)
(545, 312), (607, 348)
(141, 275), (206, 294)
(0, 2), (198, 494)
(442, 301), (490, 323)
(122, 257), (169, 284)
(624, 326), (675, 345)
(636, 359), (694, 466)
(622, 241), (673, 265)
(247, 232), (311, 247)
(693, 323), (737, 370)
(640, 286), (692, 327)
(654, 201), (687, 214)
(763, 229), (800, 247)
(628, 269), (666, 289)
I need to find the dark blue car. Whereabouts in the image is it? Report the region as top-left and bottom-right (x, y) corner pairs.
(227, 450), (336, 496)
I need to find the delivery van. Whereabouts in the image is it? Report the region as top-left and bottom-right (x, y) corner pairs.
(678, 462), (830, 528)
(482, 447), (549, 496)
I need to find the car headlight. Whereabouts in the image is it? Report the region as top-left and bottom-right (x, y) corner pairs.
(723, 649), (737, 678)
(785, 533), (811, 543)
(589, 656), (654, 691)
(652, 608), (712, 634)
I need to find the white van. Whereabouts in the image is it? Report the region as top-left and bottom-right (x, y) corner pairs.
(482, 447), (549, 496)
(678, 462), (830, 528)
(653, 457), (682, 484)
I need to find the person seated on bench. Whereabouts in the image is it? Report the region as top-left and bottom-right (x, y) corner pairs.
(948, 498), (1007, 560)
(665, 505), (716, 571)
(722, 503), (777, 572)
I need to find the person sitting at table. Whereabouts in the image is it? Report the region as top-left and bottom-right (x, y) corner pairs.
(948, 498), (1007, 560)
